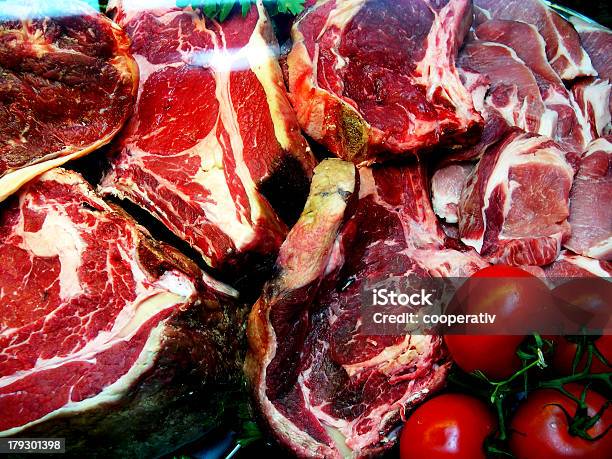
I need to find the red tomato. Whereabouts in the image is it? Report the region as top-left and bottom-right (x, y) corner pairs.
(510, 384), (612, 459)
(444, 265), (547, 379)
(399, 393), (497, 459)
(472, 265), (539, 279)
(444, 335), (525, 379)
(551, 336), (612, 375)
(551, 279), (612, 334)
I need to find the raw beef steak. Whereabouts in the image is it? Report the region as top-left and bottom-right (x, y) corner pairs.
(0, 169), (244, 457)
(246, 159), (486, 458)
(287, 0), (482, 164)
(100, 0), (315, 273)
(474, 0), (596, 80)
(473, 19), (591, 150)
(457, 40), (557, 144)
(459, 130), (574, 266)
(565, 137), (612, 260)
(0, 0), (137, 202)
(571, 17), (612, 135)
(544, 251), (612, 278)
(571, 78), (611, 139)
(571, 17), (612, 80)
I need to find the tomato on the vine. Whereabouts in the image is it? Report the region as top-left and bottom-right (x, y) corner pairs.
(550, 335), (612, 375)
(551, 277), (612, 334)
(509, 384), (612, 459)
(399, 393), (497, 459)
(444, 265), (549, 379)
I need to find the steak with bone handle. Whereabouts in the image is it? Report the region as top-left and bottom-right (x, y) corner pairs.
(247, 158), (486, 457)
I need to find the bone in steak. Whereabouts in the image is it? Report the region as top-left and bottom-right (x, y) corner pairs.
(100, 0), (315, 273)
(246, 159), (486, 458)
(287, 0), (482, 164)
(473, 0), (596, 80)
(0, 0), (137, 203)
(473, 19), (591, 150)
(0, 169), (244, 456)
(565, 137), (612, 260)
(459, 130), (574, 266)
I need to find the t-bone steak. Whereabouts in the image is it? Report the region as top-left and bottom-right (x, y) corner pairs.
(100, 0), (315, 274)
(246, 159), (486, 458)
(287, 0), (482, 164)
(459, 130), (574, 266)
(473, 0), (596, 81)
(0, 0), (138, 202)
(0, 169), (244, 457)
(565, 136), (612, 260)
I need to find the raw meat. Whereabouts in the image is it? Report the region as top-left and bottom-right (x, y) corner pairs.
(474, 19), (591, 150)
(100, 0), (316, 273)
(570, 17), (612, 80)
(449, 67), (512, 161)
(459, 130), (574, 266)
(544, 251), (612, 278)
(0, 0), (138, 202)
(0, 169), (244, 456)
(565, 137), (612, 260)
(473, 0), (596, 80)
(457, 40), (557, 144)
(571, 78), (611, 139)
(571, 17), (612, 135)
(287, 0), (482, 164)
(246, 159), (486, 458)
(431, 163), (473, 224)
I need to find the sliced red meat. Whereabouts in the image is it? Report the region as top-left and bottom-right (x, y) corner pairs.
(287, 0), (482, 164)
(473, 0), (596, 80)
(0, 168), (244, 455)
(571, 78), (611, 138)
(458, 39), (554, 131)
(246, 159), (486, 458)
(100, 0), (316, 274)
(565, 137), (612, 260)
(474, 19), (591, 150)
(431, 162), (474, 224)
(544, 251), (612, 278)
(570, 17), (612, 80)
(0, 0), (138, 202)
(571, 17), (612, 135)
(459, 130), (574, 266)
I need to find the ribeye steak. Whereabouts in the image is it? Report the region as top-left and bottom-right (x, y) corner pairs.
(100, 0), (315, 273)
(287, 0), (482, 164)
(0, 169), (244, 457)
(0, 0), (137, 202)
(246, 158), (486, 458)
